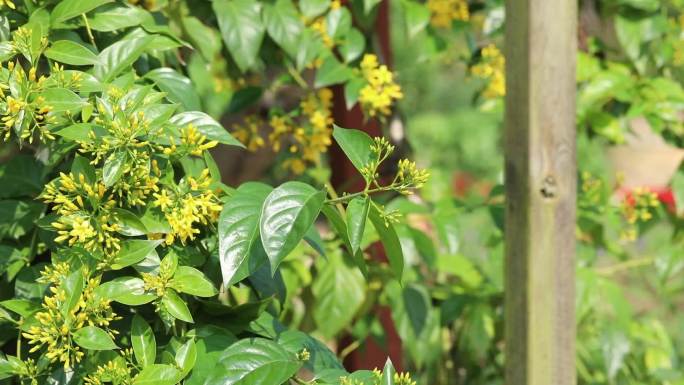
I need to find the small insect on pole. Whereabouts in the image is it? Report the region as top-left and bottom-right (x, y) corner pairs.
(504, 0), (577, 384)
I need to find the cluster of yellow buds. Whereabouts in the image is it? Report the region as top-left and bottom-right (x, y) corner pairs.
(395, 159), (430, 192)
(142, 270), (171, 297)
(427, 0), (469, 28)
(358, 54), (403, 118)
(164, 124), (219, 157)
(11, 27), (48, 62)
(23, 273), (120, 370)
(620, 187), (660, 241)
(152, 170), (222, 245)
(232, 115), (266, 151)
(470, 44), (506, 99)
(0, 0), (16, 9)
(311, 18), (335, 49)
(50, 63), (83, 89)
(84, 350), (135, 385)
(42, 173), (122, 255)
(580, 171), (604, 207)
(359, 137), (394, 183)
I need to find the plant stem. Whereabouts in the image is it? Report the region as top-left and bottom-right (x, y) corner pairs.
(286, 63), (309, 89)
(81, 14), (97, 49)
(595, 256), (654, 276)
(325, 185), (393, 205)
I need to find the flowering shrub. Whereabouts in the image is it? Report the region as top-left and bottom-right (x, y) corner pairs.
(0, 0), (433, 384)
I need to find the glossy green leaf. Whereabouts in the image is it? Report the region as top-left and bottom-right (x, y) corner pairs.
(402, 0), (430, 39)
(380, 358), (397, 384)
(340, 29), (365, 63)
(368, 205), (404, 279)
(112, 208), (147, 236)
(312, 253), (365, 338)
(315, 55), (353, 88)
(0, 299), (41, 318)
(343, 75), (365, 109)
(51, 0), (112, 24)
(213, 0), (265, 72)
(103, 150), (128, 187)
(131, 315), (156, 368)
(206, 338), (301, 385)
(133, 364), (181, 385)
(170, 266), (217, 297)
(295, 29), (325, 70)
(169, 112), (244, 147)
(60, 269), (84, 316)
(325, 7), (351, 38)
(299, 0), (330, 18)
(41, 88), (87, 113)
(263, 0), (303, 58)
(94, 277), (156, 305)
(87, 4), (152, 32)
(110, 240), (162, 270)
(146, 68), (201, 111)
(218, 182), (272, 287)
(346, 196), (370, 255)
(54, 123), (107, 142)
(162, 289), (193, 323)
(44, 40), (99, 66)
(73, 326), (118, 350)
(332, 125), (374, 172)
(260, 182), (326, 272)
(0, 41), (15, 62)
(93, 35), (153, 81)
(175, 339), (197, 377)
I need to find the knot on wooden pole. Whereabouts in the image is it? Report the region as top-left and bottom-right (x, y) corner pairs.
(540, 175), (558, 199)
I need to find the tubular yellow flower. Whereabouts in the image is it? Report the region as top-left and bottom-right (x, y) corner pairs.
(358, 54), (403, 117)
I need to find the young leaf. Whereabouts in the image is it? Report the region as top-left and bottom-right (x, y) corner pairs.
(332, 125), (374, 173)
(213, 0), (265, 72)
(133, 364), (181, 385)
(175, 339), (197, 377)
(131, 315), (156, 368)
(169, 112), (244, 147)
(205, 338), (301, 385)
(110, 240), (162, 270)
(315, 55), (353, 88)
(260, 182), (326, 273)
(218, 182), (272, 287)
(170, 266), (217, 297)
(346, 196), (370, 255)
(60, 269), (84, 317)
(368, 205), (404, 280)
(44, 40), (99, 66)
(381, 358), (397, 384)
(73, 326), (118, 350)
(162, 289), (193, 323)
(51, 0), (112, 24)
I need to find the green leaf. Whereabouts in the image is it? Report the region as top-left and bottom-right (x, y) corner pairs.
(162, 289), (193, 323)
(169, 111), (244, 147)
(295, 29), (325, 70)
(44, 40), (99, 66)
(60, 269), (84, 316)
(0, 299), (41, 318)
(54, 123), (107, 142)
(299, 0), (330, 18)
(326, 7), (352, 38)
(402, 0), (430, 39)
(260, 182), (326, 272)
(340, 29), (365, 63)
(363, 0), (382, 14)
(0, 41), (16, 62)
(228, 86), (263, 113)
(315, 55), (353, 88)
(332, 125), (374, 172)
(131, 315), (156, 368)
(51, 0), (113, 24)
(0, 154), (43, 198)
(87, 4), (152, 32)
(73, 326), (118, 350)
(368, 205), (404, 279)
(263, 0), (303, 58)
(111, 240), (162, 270)
(94, 277), (156, 305)
(277, 330), (345, 373)
(346, 197), (370, 255)
(112, 208), (147, 236)
(145, 68), (201, 111)
(103, 150), (128, 187)
(41, 88), (87, 113)
(380, 358), (396, 384)
(344, 75), (365, 109)
(182, 17), (222, 61)
(133, 364), (181, 385)
(170, 266), (217, 297)
(312, 253), (365, 338)
(205, 338), (301, 385)
(93, 35), (153, 81)
(219, 182), (272, 287)
(213, 0), (265, 72)
(175, 339), (197, 377)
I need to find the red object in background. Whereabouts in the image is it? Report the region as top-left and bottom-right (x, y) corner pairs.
(329, 0), (404, 372)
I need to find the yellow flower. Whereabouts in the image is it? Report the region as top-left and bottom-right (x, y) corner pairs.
(470, 44), (506, 99)
(0, 0), (16, 9)
(232, 116), (265, 151)
(358, 54), (403, 117)
(427, 0), (469, 28)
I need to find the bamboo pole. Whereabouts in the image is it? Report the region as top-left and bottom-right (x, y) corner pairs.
(504, 0), (577, 384)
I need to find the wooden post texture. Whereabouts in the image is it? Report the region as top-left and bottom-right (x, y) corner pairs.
(504, 0), (577, 384)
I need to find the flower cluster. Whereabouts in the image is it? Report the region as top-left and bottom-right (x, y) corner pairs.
(620, 187), (660, 241)
(84, 350), (135, 385)
(427, 0), (470, 28)
(358, 54), (403, 118)
(153, 169), (222, 245)
(233, 115), (266, 151)
(470, 44), (506, 99)
(23, 268), (120, 369)
(339, 368), (416, 385)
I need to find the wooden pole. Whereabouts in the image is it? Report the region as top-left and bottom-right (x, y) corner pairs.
(504, 0), (577, 384)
